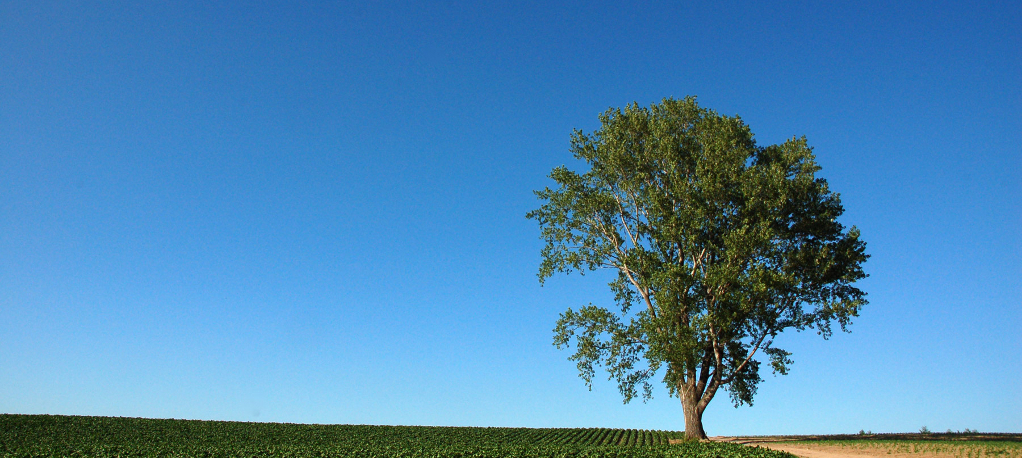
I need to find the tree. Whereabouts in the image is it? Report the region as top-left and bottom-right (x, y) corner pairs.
(527, 97), (868, 439)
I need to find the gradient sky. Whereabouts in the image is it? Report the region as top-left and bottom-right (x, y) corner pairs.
(2, 1), (1019, 435)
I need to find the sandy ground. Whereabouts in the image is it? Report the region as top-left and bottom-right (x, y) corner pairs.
(740, 442), (892, 458)
(712, 438), (954, 458)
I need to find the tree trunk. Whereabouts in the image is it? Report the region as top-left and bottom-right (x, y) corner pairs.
(681, 388), (707, 440)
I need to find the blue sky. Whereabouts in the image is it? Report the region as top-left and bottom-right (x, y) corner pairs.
(2, 1), (1019, 435)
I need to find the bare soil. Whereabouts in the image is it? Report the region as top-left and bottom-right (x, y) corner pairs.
(712, 436), (1022, 458)
(736, 442), (899, 458)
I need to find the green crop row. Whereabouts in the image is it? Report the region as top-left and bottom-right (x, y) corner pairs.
(0, 414), (794, 458)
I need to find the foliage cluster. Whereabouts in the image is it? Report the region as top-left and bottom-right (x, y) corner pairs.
(0, 414), (799, 458)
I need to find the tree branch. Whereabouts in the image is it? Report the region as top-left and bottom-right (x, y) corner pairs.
(690, 248), (706, 277)
(693, 345), (714, 400)
(612, 192), (641, 250)
(720, 329), (771, 384)
(588, 214), (658, 319)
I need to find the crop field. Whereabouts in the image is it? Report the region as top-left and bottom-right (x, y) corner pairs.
(0, 414), (794, 458)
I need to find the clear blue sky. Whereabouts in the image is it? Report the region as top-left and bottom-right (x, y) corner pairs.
(2, 1), (1019, 435)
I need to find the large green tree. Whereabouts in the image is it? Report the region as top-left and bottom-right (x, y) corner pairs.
(527, 97), (868, 439)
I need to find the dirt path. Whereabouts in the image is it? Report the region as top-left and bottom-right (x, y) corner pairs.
(742, 443), (884, 458)
(712, 438), (910, 458)
(712, 435), (1021, 458)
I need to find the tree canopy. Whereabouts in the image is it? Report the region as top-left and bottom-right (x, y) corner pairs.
(527, 97), (868, 439)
